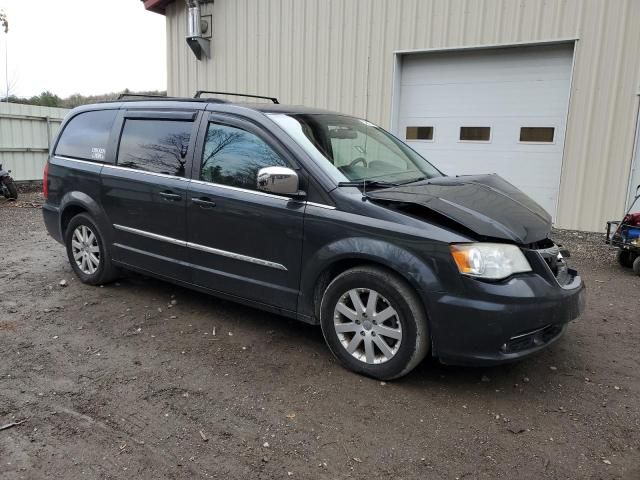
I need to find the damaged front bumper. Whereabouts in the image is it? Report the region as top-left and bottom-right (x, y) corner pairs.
(428, 266), (585, 366)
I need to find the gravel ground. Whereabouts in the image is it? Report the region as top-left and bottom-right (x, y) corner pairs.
(0, 193), (639, 480)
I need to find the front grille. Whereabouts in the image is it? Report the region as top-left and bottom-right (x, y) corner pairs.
(527, 240), (571, 285)
(501, 324), (563, 354)
(536, 244), (561, 275)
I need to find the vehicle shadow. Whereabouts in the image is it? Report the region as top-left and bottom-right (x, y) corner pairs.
(117, 271), (584, 394)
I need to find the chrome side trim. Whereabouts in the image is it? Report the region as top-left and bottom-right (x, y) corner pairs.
(186, 242), (288, 271)
(54, 155), (105, 167)
(190, 179), (335, 209)
(102, 163), (191, 182)
(112, 224), (287, 271)
(305, 201), (336, 210)
(190, 178), (296, 201)
(113, 224), (187, 246)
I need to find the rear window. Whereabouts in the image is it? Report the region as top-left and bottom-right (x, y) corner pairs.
(55, 110), (118, 162)
(117, 119), (192, 177)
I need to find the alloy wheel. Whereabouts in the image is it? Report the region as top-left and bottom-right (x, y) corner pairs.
(71, 225), (100, 275)
(333, 288), (402, 364)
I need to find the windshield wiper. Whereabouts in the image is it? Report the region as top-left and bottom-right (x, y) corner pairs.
(338, 179), (398, 189)
(396, 176), (428, 185)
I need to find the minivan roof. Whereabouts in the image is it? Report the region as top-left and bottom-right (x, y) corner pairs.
(68, 97), (344, 118)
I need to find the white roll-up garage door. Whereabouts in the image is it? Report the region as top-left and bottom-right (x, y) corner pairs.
(396, 43), (574, 219)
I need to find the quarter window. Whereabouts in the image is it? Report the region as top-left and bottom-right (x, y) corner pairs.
(520, 127), (555, 143)
(200, 123), (287, 190)
(460, 126), (491, 142)
(406, 126), (434, 141)
(55, 110), (118, 161)
(117, 119), (192, 177)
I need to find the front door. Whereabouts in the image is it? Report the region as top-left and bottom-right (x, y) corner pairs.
(101, 110), (199, 281)
(187, 114), (305, 312)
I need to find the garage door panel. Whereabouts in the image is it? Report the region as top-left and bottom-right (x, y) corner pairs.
(397, 44), (573, 220)
(399, 82), (571, 118)
(401, 117), (565, 152)
(426, 151), (561, 176)
(401, 46), (573, 86)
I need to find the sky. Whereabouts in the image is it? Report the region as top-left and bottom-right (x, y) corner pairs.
(0, 0), (167, 98)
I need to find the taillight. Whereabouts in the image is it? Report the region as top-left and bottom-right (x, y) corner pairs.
(43, 161), (49, 199)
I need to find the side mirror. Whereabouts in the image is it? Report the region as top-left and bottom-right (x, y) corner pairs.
(257, 166), (302, 197)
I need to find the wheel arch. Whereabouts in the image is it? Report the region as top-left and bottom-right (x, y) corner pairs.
(58, 192), (111, 241)
(301, 237), (441, 327)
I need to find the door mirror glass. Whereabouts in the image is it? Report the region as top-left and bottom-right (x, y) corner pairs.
(257, 166), (299, 196)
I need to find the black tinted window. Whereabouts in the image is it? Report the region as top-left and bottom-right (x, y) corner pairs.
(200, 123), (287, 190)
(55, 110), (117, 161)
(117, 119), (192, 177)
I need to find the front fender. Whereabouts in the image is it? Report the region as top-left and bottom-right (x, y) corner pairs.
(299, 236), (443, 322)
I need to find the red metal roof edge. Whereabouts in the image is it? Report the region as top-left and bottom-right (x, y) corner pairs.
(142, 0), (174, 15)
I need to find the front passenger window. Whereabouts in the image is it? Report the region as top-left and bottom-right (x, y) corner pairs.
(200, 123), (287, 190)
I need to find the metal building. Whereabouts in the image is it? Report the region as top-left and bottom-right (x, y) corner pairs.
(143, 0), (640, 232)
(0, 103), (68, 181)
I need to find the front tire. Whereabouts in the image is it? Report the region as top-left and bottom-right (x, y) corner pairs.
(633, 256), (640, 276)
(65, 213), (119, 285)
(320, 266), (429, 380)
(617, 250), (635, 268)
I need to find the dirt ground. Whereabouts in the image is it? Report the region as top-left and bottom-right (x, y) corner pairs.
(0, 192), (638, 480)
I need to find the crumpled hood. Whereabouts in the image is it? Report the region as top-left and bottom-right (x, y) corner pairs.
(367, 174), (552, 244)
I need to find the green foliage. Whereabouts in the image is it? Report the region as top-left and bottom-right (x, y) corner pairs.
(28, 91), (60, 107)
(0, 89), (168, 108)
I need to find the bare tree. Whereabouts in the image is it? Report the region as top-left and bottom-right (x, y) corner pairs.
(201, 127), (287, 188)
(120, 131), (191, 177)
(202, 128), (244, 169)
(0, 11), (7, 34)
(1, 10), (8, 102)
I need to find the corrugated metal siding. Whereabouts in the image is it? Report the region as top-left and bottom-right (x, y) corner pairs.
(165, 0), (640, 231)
(0, 103), (69, 181)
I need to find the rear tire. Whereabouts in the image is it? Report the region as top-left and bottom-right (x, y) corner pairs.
(3, 180), (17, 200)
(320, 266), (429, 380)
(617, 250), (635, 268)
(633, 256), (640, 276)
(65, 213), (119, 285)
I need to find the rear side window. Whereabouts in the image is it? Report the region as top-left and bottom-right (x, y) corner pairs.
(117, 119), (193, 177)
(55, 110), (118, 161)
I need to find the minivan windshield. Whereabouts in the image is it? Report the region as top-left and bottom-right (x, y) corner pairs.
(268, 113), (442, 186)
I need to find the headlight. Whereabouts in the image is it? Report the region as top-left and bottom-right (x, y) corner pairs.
(450, 243), (531, 280)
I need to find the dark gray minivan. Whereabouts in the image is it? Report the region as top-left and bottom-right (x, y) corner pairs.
(43, 95), (585, 380)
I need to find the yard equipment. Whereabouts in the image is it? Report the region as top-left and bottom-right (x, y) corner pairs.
(606, 184), (640, 275)
(0, 163), (18, 200)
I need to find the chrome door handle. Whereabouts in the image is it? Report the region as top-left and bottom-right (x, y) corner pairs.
(192, 197), (216, 208)
(159, 191), (182, 201)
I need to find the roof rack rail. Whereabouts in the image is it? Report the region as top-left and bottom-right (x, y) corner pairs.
(117, 93), (173, 100)
(194, 90), (279, 104)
